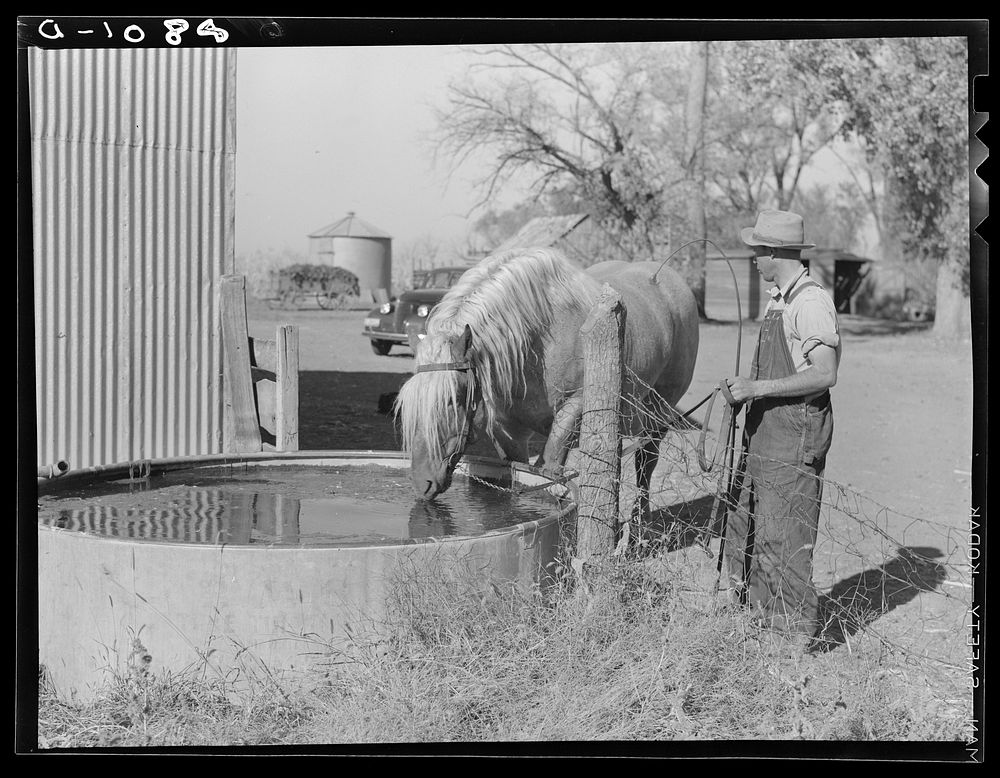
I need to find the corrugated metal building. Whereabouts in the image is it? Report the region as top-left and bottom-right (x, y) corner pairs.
(29, 47), (237, 471)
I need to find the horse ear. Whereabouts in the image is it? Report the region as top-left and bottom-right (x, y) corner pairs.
(455, 324), (473, 360)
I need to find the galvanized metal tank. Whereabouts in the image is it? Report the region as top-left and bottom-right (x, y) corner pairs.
(37, 451), (576, 701)
(308, 212), (392, 302)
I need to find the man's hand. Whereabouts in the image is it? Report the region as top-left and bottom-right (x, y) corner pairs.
(727, 376), (758, 403)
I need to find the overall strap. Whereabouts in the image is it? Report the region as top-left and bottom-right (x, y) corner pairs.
(783, 280), (822, 306)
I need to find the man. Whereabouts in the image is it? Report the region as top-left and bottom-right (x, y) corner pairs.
(724, 209), (841, 648)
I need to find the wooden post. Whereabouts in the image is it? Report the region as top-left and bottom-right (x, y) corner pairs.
(275, 325), (300, 451)
(747, 257), (760, 321)
(575, 284), (626, 565)
(220, 275), (263, 453)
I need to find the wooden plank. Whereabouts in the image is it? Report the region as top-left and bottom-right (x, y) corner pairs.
(275, 325), (300, 451)
(220, 275), (263, 453)
(250, 337), (278, 373)
(255, 379), (277, 436)
(705, 258), (768, 321)
(250, 365), (277, 383)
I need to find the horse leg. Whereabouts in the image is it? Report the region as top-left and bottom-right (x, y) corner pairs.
(539, 393), (584, 478)
(629, 389), (677, 529)
(489, 423), (532, 463)
(632, 432), (664, 526)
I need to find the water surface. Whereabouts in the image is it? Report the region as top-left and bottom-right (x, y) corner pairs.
(37, 464), (566, 547)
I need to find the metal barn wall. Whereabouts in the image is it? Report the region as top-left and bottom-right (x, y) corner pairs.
(30, 47), (237, 471)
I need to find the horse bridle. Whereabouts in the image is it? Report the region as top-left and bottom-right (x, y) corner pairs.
(414, 359), (480, 467)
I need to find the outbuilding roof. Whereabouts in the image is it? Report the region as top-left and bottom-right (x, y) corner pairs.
(309, 211), (392, 239)
(491, 213), (590, 253)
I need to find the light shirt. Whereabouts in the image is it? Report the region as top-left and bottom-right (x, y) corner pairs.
(765, 269), (842, 373)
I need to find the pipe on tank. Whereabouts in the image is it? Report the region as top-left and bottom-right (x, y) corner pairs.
(37, 460), (70, 480)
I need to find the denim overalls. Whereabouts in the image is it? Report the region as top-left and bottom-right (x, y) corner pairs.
(724, 279), (835, 637)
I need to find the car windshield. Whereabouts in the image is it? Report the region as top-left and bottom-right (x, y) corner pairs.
(429, 269), (454, 288)
(410, 268), (467, 289)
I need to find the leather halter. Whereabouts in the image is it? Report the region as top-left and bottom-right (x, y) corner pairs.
(415, 359), (480, 465)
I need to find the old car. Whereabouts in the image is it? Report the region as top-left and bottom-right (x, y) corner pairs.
(362, 265), (471, 355)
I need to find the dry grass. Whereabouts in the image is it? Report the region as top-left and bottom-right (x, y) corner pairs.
(38, 543), (971, 749)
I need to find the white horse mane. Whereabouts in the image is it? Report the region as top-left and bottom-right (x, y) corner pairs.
(395, 247), (599, 460)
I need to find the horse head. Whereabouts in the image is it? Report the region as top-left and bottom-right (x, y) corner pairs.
(396, 324), (480, 500)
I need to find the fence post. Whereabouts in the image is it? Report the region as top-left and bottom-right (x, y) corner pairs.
(275, 324), (300, 451)
(575, 284), (626, 568)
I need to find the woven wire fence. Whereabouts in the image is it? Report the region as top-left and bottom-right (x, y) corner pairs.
(604, 369), (973, 671)
(461, 364), (971, 686)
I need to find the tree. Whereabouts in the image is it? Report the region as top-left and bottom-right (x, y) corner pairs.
(707, 40), (847, 229)
(394, 234), (442, 291)
(682, 42), (710, 316)
(433, 43), (691, 262)
(812, 37), (971, 338)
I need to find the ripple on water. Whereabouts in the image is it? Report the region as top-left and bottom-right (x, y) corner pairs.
(37, 465), (568, 547)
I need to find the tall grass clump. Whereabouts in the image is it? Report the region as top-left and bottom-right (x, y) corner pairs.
(38, 548), (970, 747)
(301, 548), (970, 743)
(37, 631), (317, 748)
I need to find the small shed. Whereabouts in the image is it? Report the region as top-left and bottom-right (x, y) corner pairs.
(308, 211), (393, 303)
(705, 247), (874, 321)
(491, 214), (597, 266)
(801, 248), (876, 314)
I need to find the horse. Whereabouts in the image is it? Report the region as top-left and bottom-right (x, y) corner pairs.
(394, 247), (699, 523)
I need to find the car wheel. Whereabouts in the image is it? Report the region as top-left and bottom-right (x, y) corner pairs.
(370, 339), (393, 356)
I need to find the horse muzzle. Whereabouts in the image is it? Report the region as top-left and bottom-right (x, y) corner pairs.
(414, 472), (453, 500)
(411, 456), (457, 501)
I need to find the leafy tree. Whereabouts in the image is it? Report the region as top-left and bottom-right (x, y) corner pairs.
(706, 39), (847, 228)
(805, 36), (971, 337)
(432, 37), (971, 338)
(682, 41), (710, 316)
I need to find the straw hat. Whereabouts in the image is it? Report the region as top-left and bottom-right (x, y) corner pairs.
(740, 210), (815, 250)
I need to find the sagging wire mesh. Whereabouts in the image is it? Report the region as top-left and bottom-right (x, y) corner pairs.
(607, 367), (972, 673)
(458, 360), (970, 682)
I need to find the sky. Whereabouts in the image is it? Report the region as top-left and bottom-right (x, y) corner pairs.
(231, 40), (875, 265)
(234, 45), (508, 261)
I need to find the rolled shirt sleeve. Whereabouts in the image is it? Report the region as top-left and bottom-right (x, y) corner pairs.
(787, 286), (842, 369)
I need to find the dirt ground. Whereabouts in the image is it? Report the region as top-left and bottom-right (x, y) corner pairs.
(247, 295), (977, 683)
(247, 295), (974, 521)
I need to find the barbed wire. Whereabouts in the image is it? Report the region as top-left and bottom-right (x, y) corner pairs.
(461, 367), (970, 679)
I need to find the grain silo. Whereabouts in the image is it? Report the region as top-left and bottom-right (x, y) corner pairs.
(308, 211), (392, 302)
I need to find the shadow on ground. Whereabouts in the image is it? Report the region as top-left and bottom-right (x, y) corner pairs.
(298, 370), (410, 451)
(814, 545), (947, 651)
(638, 495), (720, 553)
(298, 370), (505, 460)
